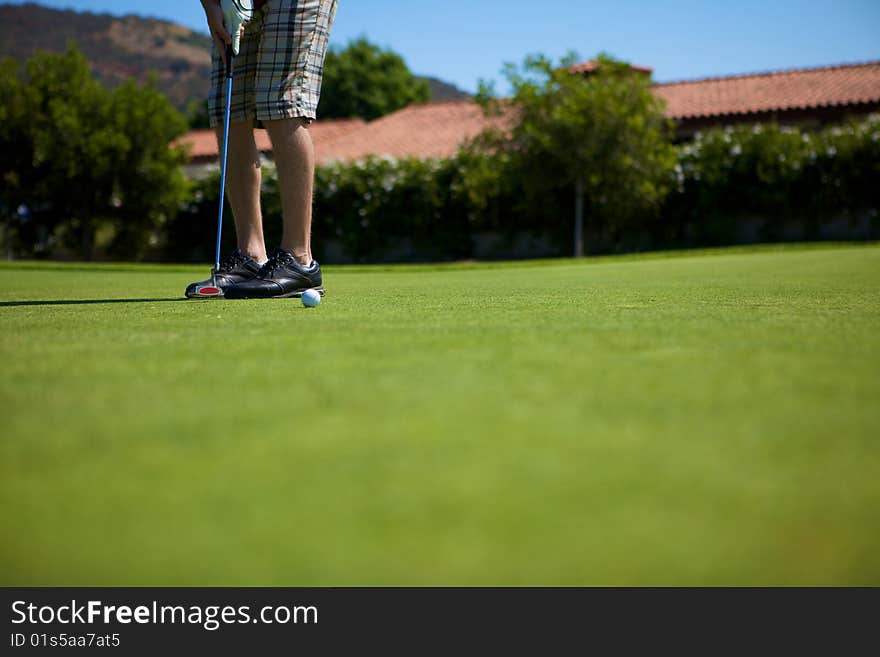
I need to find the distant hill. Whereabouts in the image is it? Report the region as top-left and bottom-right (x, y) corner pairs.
(0, 2), (470, 115)
(1, 3), (212, 112)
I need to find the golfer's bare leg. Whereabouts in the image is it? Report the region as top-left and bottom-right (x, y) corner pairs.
(216, 121), (267, 263)
(264, 118), (314, 266)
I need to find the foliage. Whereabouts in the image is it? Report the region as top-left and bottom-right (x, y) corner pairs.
(171, 157), (474, 263)
(318, 37), (430, 120)
(0, 43), (189, 259)
(169, 114), (880, 263)
(9, 43), (873, 263)
(473, 53), (678, 244)
(317, 156), (486, 261)
(186, 99), (211, 130)
(666, 115), (880, 245)
(0, 57), (32, 255)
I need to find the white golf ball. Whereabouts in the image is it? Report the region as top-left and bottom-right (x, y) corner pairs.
(301, 289), (321, 307)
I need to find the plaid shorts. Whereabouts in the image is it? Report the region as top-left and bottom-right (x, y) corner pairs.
(208, 0), (338, 127)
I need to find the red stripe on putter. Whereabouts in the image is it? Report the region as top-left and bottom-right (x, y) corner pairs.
(198, 286), (221, 295)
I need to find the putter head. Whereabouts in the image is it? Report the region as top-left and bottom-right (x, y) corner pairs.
(189, 269), (225, 298)
(189, 284), (224, 298)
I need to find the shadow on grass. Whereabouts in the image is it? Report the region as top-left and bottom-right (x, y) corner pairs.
(0, 297), (185, 308)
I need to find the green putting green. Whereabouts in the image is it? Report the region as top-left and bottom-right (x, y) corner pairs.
(1, 244), (878, 585)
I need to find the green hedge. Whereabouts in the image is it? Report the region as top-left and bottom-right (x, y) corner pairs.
(165, 114), (880, 262)
(166, 152), (569, 263)
(662, 115), (880, 246)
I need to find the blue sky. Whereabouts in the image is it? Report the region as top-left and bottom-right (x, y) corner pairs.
(4, 0), (880, 92)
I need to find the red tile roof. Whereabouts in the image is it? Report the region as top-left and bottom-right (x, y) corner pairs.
(310, 117), (368, 150)
(173, 118), (365, 160)
(175, 62), (880, 164)
(655, 61), (880, 119)
(315, 101), (513, 163)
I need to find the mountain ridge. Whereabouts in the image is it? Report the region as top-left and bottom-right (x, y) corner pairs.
(0, 3), (470, 116)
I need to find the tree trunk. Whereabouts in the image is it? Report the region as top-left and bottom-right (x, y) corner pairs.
(574, 177), (584, 258)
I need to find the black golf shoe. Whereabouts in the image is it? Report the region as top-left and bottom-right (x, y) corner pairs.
(224, 248), (324, 299)
(184, 249), (262, 298)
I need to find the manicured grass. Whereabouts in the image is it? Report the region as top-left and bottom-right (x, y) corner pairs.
(1, 244), (878, 585)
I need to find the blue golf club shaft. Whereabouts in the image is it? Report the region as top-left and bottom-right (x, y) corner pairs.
(213, 45), (234, 281)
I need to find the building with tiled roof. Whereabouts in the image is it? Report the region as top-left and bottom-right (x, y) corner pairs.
(655, 61), (880, 137)
(175, 60), (880, 170)
(174, 117), (365, 176)
(315, 100), (513, 163)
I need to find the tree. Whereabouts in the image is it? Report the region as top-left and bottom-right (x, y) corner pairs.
(0, 43), (189, 259)
(475, 53), (677, 256)
(186, 99), (211, 130)
(0, 57), (33, 256)
(318, 37), (430, 120)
